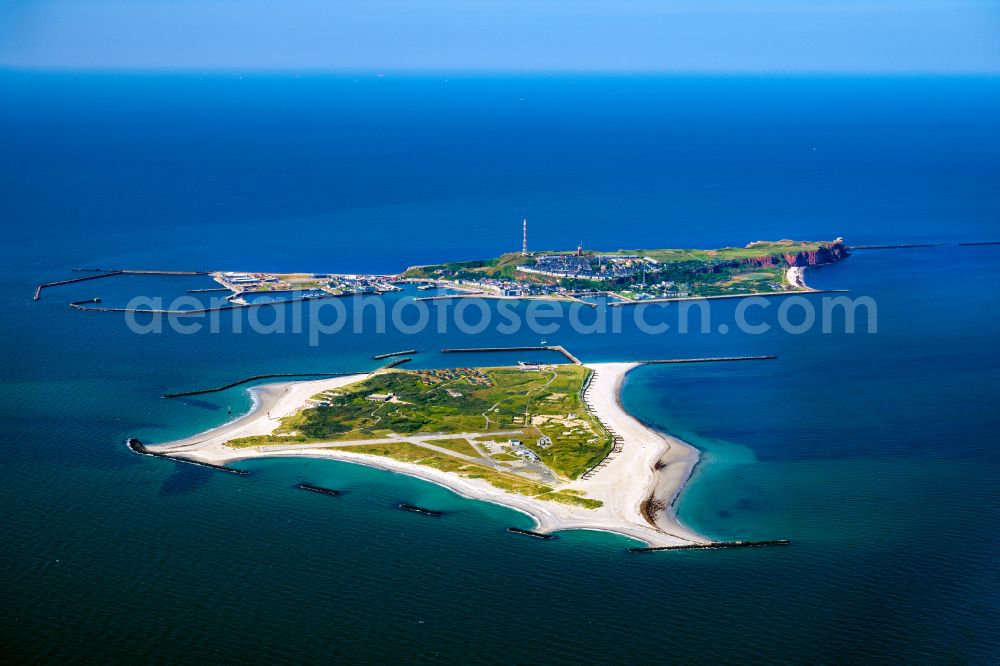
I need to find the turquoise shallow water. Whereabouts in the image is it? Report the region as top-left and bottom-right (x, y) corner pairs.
(2, 74), (1000, 663)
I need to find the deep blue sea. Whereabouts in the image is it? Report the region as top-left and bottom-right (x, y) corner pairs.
(2, 73), (999, 663)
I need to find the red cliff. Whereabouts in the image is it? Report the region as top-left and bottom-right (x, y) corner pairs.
(741, 240), (848, 269)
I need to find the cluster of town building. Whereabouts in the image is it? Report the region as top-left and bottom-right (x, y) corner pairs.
(218, 272), (283, 289)
(325, 274), (401, 295)
(413, 368), (493, 387)
(518, 254), (662, 281)
(217, 271), (399, 296)
(506, 438), (542, 462)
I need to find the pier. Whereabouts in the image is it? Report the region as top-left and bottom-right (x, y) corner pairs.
(126, 438), (248, 475)
(441, 345), (582, 365)
(372, 349), (417, 360)
(381, 357), (412, 369)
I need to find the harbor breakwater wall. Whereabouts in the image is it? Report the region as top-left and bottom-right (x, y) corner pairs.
(126, 438), (248, 475)
(628, 539), (791, 553)
(161, 372), (359, 398)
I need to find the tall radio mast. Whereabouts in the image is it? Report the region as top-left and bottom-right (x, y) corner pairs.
(522, 218), (528, 256)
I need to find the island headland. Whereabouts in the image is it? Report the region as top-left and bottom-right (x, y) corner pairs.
(141, 354), (782, 548)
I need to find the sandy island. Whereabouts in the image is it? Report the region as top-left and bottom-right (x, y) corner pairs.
(146, 365), (707, 547)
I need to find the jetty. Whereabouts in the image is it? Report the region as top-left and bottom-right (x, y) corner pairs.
(372, 349), (417, 360)
(297, 482), (341, 497)
(382, 357), (412, 369)
(847, 243), (943, 250)
(507, 527), (556, 540)
(441, 345), (582, 365)
(126, 438), (248, 475)
(627, 539), (791, 553)
(70, 302), (246, 314)
(120, 269), (209, 275)
(639, 355), (777, 364)
(34, 270), (124, 300)
(35, 268), (210, 301)
(69, 292), (335, 315)
(161, 371), (357, 398)
(398, 503), (442, 517)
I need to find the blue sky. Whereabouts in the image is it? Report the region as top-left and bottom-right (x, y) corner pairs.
(1, 0), (998, 73)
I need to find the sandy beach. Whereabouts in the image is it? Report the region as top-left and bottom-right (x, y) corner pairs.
(147, 365), (708, 547)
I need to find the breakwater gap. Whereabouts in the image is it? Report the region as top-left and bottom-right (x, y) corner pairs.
(628, 539), (792, 553)
(34, 269), (209, 301)
(125, 438), (248, 475)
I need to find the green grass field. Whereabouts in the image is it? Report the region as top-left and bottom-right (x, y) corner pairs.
(227, 366), (613, 482)
(333, 441), (601, 509)
(402, 239), (834, 296)
(423, 438), (481, 457)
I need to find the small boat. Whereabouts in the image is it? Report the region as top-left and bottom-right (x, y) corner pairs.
(540, 338), (548, 345)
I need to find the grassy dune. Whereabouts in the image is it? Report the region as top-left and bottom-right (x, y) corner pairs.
(228, 366), (612, 482)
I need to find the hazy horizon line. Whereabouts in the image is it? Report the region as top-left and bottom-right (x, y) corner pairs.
(4, 66), (999, 78)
